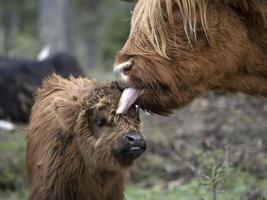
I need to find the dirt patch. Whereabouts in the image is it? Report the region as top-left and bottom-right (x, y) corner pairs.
(130, 93), (267, 186)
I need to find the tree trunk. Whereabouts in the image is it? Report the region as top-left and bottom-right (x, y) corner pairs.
(38, 0), (76, 55)
(86, 0), (100, 68)
(2, 0), (18, 55)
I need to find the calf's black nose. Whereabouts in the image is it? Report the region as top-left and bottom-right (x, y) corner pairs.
(115, 132), (146, 165)
(123, 132), (146, 150)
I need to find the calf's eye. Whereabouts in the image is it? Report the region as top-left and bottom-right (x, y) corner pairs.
(95, 117), (110, 128)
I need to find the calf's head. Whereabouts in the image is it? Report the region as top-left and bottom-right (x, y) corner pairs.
(51, 76), (146, 170)
(114, 0), (267, 115)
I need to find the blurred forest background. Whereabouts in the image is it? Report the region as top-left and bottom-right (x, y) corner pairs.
(0, 0), (131, 70)
(0, 1), (267, 200)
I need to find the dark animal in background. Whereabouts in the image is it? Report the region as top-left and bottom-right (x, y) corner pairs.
(26, 74), (146, 200)
(0, 53), (84, 122)
(114, 0), (267, 115)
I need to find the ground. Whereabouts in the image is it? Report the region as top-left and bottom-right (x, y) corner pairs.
(0, 92), (267, 200)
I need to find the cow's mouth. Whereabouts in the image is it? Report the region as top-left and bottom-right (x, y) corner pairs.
(114, 132), (146, 165)
(116, 87), (144, 114)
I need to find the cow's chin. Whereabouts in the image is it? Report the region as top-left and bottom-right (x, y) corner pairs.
(138, 89), (180, 116)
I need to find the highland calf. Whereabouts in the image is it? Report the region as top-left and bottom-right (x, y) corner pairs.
(26, 74), (146, 200)
(114, 0), (267, 115)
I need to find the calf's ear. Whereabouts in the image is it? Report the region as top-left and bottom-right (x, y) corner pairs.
(53, 97), (81, 130)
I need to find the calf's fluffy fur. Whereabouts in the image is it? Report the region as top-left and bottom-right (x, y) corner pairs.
(26, 74), (144, 200)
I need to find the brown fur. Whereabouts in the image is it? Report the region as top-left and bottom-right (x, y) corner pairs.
(114, 0), (267, 115)
(26, 74), (141, 200)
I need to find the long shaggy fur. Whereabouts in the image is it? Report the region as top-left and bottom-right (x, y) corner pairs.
(114, 0), (267, 115)
(130, 0), (266, 57)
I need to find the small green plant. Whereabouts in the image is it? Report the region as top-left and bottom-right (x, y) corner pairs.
(201, 162), (231, 200)
(200, 152), (231, 200)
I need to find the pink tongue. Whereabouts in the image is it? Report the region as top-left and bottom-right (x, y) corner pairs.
(116, 88), (143, 114)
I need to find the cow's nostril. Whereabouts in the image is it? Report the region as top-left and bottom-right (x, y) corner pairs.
(123, 62), (134, 74)
(113, 60), (134, 76)
(123, 132), (146, 148)
(128, 62), (134, 70)
(125, 135), (135, 142)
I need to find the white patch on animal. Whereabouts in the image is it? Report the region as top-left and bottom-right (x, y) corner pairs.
(113, 61), (132, 86)
(113, 61), (131, 74)
(114, 60), (131, 74)
(0, 120), (15, 131)
(37, 45), (51, 61)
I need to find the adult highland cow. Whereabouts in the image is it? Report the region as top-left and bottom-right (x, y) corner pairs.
(114, 0), (267, 115)
(26, 74), (146, 200)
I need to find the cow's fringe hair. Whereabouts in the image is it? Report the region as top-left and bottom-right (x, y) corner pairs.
(130, 0), (267, 58)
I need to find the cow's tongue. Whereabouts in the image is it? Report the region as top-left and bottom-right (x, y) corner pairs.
(116, 88), (143, 114)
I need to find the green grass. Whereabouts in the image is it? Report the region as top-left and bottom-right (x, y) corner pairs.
(0, 128), (27, 200)
(125, 168), (267, 200)
(0, 128), (266, 200)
